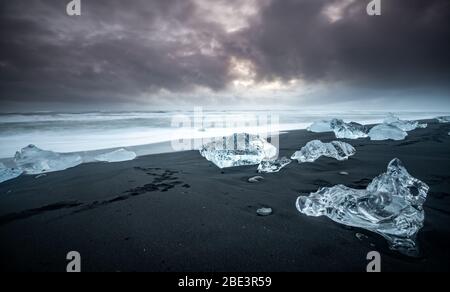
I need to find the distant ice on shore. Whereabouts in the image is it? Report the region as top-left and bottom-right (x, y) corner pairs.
(291, 140), (356, 163)
(296, 158), (429, 256)
(200, 133), (277, 169)
(437, 116), (450, 123)
(0, 163), (23, 184)
(14, 145), (83, 175)
(308, 114), (428, 141)
(95, 149), (137, 163)
(307, 119), (368, 139)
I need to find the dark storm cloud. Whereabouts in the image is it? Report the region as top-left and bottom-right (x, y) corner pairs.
(231, 0), (450, 88)
(0, 0), (449, 106)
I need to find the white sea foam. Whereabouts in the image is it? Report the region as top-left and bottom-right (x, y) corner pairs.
(0, 111), (446, 159)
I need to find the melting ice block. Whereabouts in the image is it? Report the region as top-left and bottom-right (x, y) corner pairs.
(200, 133), (277, 169)
(368, 124), (408, 141)
(296, 158), (429, 256)
(0, 163), (23, 184)
(258, 157), (292, 173)
(95, 149), (137, 163)
(383, 114), (426, 131)
(291, 140), (356, 163)
(437, 116), (450, 123)
(14, 145), (82, 175)
(308, 119), (368, 139)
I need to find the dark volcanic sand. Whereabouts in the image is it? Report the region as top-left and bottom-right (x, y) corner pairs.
(1, 120), (450, 272)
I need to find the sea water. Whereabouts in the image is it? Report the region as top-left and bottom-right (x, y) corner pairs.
(0, 110), (447, 159)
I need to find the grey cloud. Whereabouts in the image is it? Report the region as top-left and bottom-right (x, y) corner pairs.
(0, 0), (449, 107)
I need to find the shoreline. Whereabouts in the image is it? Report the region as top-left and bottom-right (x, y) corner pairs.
(0, 119), (449, 271)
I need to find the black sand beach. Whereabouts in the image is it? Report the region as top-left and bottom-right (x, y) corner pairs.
(1, 120), (450, 272)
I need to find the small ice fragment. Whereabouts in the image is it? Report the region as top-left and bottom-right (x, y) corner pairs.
(0, 162), (23, 184)
(339, 171), (349, 176)
(296, 158), (429, 256)
(257, 207), (273, 216)
(368, 124), (408, 141)
(200, 133), (277, 169)
(14, 145), (82, 175)
(417, 123), (428, 129)
(291, 140), (356, 163)
(35, 174), (47, 179)
(95, 148), (137, 163)
(258, 157), (291, 173)
(248, 176), (264, 183)
(437, 116), (450, 123)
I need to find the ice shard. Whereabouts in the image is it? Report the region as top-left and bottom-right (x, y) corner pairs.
(95, 149), (137, 163)
(258, 157), (292, 173)
(368, 124), (408, 141)
(307, 119), (368, 139)
(199, 133), (277, 169)
(291, 140), (356, 163)
(296, 158), (429, 256)
(436, 116), (450, 123)
(14, 145), (83, 175)
(383, 114), (426, 131)
(0, 163), (23, 184)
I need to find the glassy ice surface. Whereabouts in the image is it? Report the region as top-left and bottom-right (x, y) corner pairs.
(14, 145), (83, 175)
(331, 119), (369, 139)
(368, 124), (408, 141)
(0, 162), (23, 184)
(308, 119), (368, 139)
(291, 140), (356, 163)
(200, 133), (277, 169)
(384, 114), (426, 131)
(296, 158), (429, 256)
(258, 157), (292, 173)
(437, 116), (450, 123)
(95, 149), (137, 163)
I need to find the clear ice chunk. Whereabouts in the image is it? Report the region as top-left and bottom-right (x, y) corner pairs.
(308, 119), (368, 139)
(14, 145), (83, 175)
(199, 133), (277, 169)
(296, 158), (429, 256)
(383, 114), (426, 131)
(258, 157), (292, 173)
(0, 162), (23, 184)
(368, 124), (408, 141)
(291, 140), (356, 163)
(95, 149), (137, 163)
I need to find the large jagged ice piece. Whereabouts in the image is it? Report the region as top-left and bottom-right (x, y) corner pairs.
(437, 116), (450, 123)
(0, 162), (23, 184)
(258, 157), (292, 173)
(296, 158), (429, 256)
(14, 145), (82, 175)
(368, 124), (408, 141)
(307, 119), (368, 139)
(291, 140), (356, 163)
(200, 133), (277, 169)
(384, 114), (426, 131)
(95, 149), (137, 163)
(330, 119), (369, 139)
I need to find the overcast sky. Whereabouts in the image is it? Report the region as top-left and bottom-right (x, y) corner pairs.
(0, 0), (449, 111)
